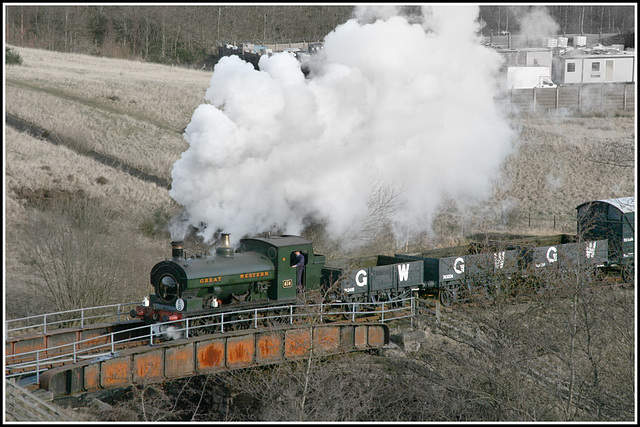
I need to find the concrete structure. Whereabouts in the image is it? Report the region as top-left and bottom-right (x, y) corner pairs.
(38, 323), (389, 398)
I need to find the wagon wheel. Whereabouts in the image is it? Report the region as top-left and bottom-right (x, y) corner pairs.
(342, 300), (360, 321)
(440, 286), (458, 306)
(621, 264), (634, 284)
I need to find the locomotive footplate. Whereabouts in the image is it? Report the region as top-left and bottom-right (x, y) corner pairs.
(131, 297), (298, 324)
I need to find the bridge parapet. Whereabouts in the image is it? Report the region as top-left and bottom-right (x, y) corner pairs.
(39, 322), (389, 398)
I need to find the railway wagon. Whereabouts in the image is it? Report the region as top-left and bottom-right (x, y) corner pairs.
(576, 197), (635, 281)
(397, 239), (610, 305)
(321, 256), (425, 303)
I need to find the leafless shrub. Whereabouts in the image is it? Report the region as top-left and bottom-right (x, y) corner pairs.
(17, 194), (142, 315)
(427, 250), (634, 421)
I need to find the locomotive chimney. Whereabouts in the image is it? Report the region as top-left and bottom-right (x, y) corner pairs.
(171, 241), (185, 260)
(216, 233), (234, 257)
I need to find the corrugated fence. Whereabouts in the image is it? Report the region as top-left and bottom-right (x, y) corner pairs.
(508, 82), (635, 113)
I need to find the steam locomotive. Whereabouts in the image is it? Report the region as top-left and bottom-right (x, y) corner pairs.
(131, 197), (634, 322)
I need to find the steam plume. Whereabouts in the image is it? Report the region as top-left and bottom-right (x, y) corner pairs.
(169, 5), (515, 246)
(512, 6), (561, 47)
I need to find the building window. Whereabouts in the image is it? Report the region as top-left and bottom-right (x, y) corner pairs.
(567, 63), (576, 72)
(592, 62), (600, 72)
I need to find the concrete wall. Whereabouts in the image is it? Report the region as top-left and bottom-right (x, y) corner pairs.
(39, 323), (389, 398)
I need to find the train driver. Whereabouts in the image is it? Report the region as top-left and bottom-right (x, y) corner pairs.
(292, 250), (305, 293)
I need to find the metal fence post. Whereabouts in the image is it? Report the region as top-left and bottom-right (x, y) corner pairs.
(36, 350), (41, 385)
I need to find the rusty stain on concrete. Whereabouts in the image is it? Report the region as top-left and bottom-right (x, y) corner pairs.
(84, 363), (100, 391)
(226, 335), (254, 367)
(196, 339), (225, 370)
(101, 358), (130, 388)
(165, 344), (195, 378)
(79, 329), (110, 350)
(256, 332), (282, 361)
(11, 336), (46, 359)
(314, 327), (340, 354)
(368, 325), (385, 347)
(134, 350), (164, 382)
(354, 325), (367, 348)
(285, 328), (311, 358)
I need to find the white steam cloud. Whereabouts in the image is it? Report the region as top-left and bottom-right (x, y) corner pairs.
(169, 5), (515, 246)
(513, 6), (560, 47)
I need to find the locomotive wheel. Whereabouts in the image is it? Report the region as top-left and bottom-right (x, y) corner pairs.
(187, 316), (220, 337)
(225, 312), (252, 331)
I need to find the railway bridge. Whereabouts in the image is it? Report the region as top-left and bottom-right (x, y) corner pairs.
(5, 299), (413, 403)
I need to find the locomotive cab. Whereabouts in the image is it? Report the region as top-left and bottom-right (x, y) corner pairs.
(238, 235), (325, 300)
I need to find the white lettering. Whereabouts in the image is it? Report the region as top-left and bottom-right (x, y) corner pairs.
(494, 252), (505, 269)
(623, 237), (634, 243)
(585, 241), (596, 258)
(344, 287), (355, 292)
(547, 247), (557, 263)
(443, 274), (454, 279)
(355, 270), (367, 287)
(453, 257), (465, 275)
(397, 264), (410, 281)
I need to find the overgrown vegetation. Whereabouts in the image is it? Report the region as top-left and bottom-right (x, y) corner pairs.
(6, 46), (23, 64)
(17, 194), (142, 313)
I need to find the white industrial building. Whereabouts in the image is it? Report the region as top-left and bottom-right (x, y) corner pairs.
(551, 47), (636, 84)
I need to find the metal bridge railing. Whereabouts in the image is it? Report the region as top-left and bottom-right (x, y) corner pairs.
(5, 297), (416, 384)
(5, 302), (143, 338)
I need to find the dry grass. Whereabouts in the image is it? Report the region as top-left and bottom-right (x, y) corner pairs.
(5, 45), (212, 180)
